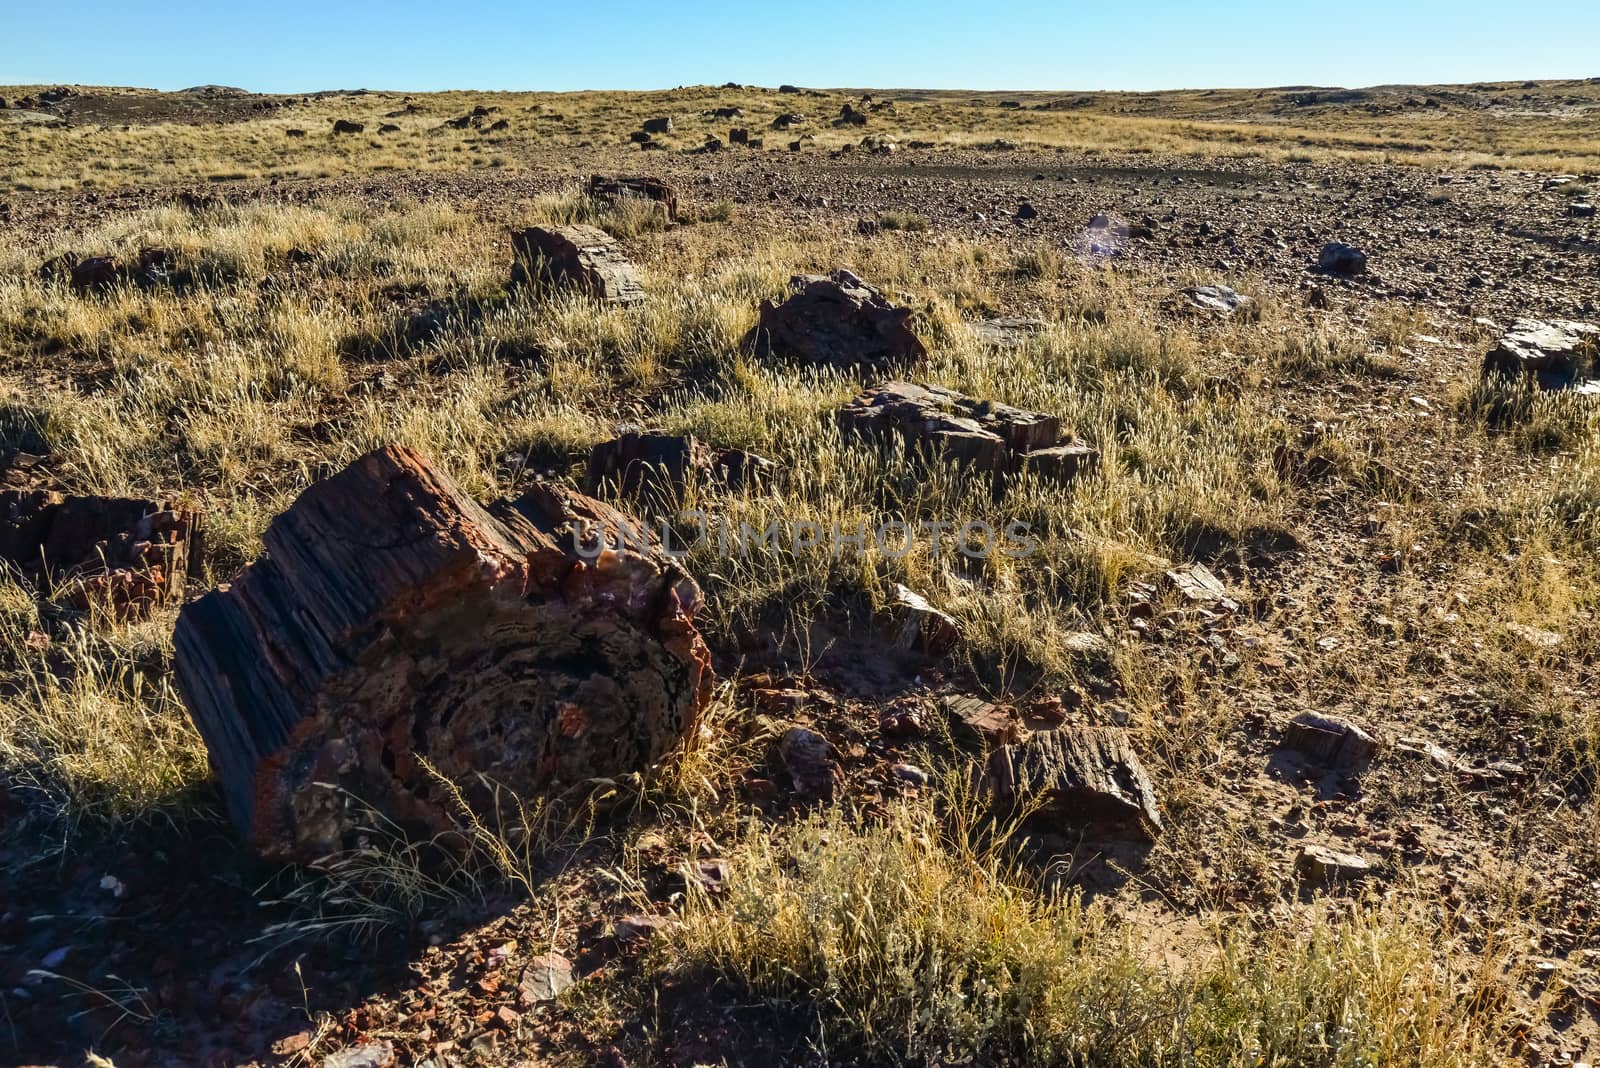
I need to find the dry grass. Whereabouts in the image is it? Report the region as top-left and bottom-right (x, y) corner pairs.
(0, 178), (1594, 1061)
(4, 79), (1599, 194)
(665, 801), (1533, 1066)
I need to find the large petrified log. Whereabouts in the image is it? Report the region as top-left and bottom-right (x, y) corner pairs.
(746, 270), (926, 370)
(836, 381), (1097, 483)
(509, 224), (645, 304)
(0, 488), (202, 615)
(173, 445), (712, 862)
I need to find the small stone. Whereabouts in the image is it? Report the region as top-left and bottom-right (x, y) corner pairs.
(519, 953), (574, 1004)
(943, 694), (1022, 748)
(615, 913), (676, 944)
(887, 583), (961, 654)
(777, 726), (835, 798)
(1165, 563), (1229, 605)
(1281, 712), (1379, 767)
(323, 1042), (395, 1068)
(1317, 242), (1367, 275)
(890, 762), (930, 786)
(1295, 843), (1372, 884)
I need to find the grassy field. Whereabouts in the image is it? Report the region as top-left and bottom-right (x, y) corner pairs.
(3, 78), (1600, 193)
(1, 83), (1598, 1064)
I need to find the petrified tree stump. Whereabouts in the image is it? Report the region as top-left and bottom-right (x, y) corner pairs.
(510, 224), (645, 305)
(173, 445), (712, 862)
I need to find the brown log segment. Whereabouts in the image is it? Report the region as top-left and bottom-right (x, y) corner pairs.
(0, 489), (202, 614)
(585, 175), (680, 222)
(173, 445), (712, 862)
(984, 726), (1162, 839)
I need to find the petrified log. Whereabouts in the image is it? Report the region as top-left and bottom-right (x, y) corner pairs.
(747, 271), (926, 370)
(584, 431), (779, 505)
(0, 489), (202, 615)
(836, 381), (1095, 483)
(173, 445), (712, 862)
(1481, 318), (1600, 392)
(1280, 712), (1378, 767)
(584, 432), (712, 505)
(510, 224), (645, 304)
(585, 175), (680, 222)
(984, 726), (1162, 839)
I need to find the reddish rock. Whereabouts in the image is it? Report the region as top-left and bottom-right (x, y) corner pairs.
(172, 445), (713, 862)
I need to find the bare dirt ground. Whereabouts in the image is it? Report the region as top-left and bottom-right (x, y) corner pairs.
(1, 83), (1599, 1068)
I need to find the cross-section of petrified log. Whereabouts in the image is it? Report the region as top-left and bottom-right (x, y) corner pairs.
(172, 445), (712, 862)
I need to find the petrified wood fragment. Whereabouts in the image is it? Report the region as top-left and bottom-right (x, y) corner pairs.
(509, 224), (645, 304)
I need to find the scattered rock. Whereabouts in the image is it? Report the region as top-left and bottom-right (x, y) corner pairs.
(984, 727), (1162, 839)
(943, 695), (1022, 748)
(729, 127), (750, 144)
(285, 128), (306, 138)
(519, 953), (575, 1004)
(172, 446), (713, 862)
(1481, 318), (1600, 392)
(0, 490), (203, 617)
(615, 913), (676, 944)
(1295, 843), (1372, 885)
(510, 224), (645, 304)
(890, 763), (930, 786)
(584, 432), (711, 504)
(322, 1042), (394, 1068)
(747, 270), (926, 369)
(1281, 712), (1379, 767)
(1181, 284), (1255, 316)
(641, 116), (673, 134)
(970, 316), (1047, 348)
(1164, 563), (1232, 606)
(1569, 202), (1597, 219)
(1505, 621), (1561, 650)
(1317, 242), (1367, 275)
(1015, 202), (1038, 221)
(330, 119), (365, 135)
(583, 431), (778, 504)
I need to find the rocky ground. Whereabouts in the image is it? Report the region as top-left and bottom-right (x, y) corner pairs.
(1, 91), (1599, 1068)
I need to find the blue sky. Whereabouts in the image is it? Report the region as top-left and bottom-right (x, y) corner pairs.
(3, 1), (1596, 93)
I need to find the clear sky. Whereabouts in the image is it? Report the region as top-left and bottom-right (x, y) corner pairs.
(3, 1), (1597, 94)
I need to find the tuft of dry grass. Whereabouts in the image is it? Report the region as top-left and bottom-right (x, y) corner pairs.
(665, 801), (1533, 1066)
